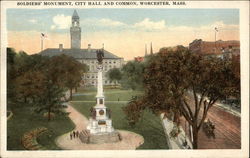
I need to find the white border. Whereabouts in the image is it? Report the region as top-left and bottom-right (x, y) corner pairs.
(0, 1), (249, 158)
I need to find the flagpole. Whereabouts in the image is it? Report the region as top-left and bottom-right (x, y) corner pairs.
(41, 35), (43, 51)
(214, 28), (217, 54)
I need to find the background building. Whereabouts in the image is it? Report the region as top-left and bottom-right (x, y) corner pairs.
(40, 10), (124, 86)
(189, 39), (240, 59)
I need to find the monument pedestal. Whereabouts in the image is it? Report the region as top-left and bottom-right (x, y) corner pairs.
(88, 131), (120, 144)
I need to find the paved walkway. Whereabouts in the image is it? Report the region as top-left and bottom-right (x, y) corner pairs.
(55, 103), (144, 150)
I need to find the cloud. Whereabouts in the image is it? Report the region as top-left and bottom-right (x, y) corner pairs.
(28, 19), (37, 23)
(133, 18), (166, 30)
(81, 18), (127, 28)
(51, 14), (71, 30)
(99, 18), (126, 27)
(81, 18), (166, 31)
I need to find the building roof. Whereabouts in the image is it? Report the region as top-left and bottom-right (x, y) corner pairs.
(39, 48), (122, 59)
(72, 10), (79, 18)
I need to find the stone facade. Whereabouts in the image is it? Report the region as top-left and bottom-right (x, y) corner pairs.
(79, 57), (124, 86)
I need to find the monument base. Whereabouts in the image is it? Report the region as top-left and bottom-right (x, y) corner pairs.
(79, 130), (121, 144)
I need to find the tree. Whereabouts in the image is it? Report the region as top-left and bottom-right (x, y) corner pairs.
(34, 80), (66, 121)
(124, 48), (239, 149)
(107, 68), (122, 85)
(7, 48), (17, 109)
(7, 49), (87, 121)
(45, 54), (87, 100)
(121, 61), (145, 90)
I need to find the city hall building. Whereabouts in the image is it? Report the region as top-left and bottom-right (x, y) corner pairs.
(40, 10), (124, 86)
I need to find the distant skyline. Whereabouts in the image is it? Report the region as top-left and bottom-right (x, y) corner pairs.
(7, 9), (239, 60)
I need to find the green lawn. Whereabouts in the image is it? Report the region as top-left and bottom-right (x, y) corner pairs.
(73, 87), (143, 101)
(7, 87), (168, 150)
(71, 88), (169, 149)
(7, 105), (75, 150)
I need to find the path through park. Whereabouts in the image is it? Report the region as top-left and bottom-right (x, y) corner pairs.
(55, 103), (144, 150)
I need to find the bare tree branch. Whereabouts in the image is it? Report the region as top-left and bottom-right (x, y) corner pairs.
(183, 98), (194, 120)
(192, 84), (198, 119)
(180, 106), (193, 126)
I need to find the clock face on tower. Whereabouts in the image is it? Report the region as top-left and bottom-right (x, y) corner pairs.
(99, 109), (104, 115)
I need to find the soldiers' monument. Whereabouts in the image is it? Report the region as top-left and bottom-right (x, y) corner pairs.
(85, 49), (120, 144)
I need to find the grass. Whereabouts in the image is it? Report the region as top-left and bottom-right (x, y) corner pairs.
(7, 87), (168, 150)
(71, 88), (169, 149)
(73, 87), (143, 101)
(7, 105), (75, 150)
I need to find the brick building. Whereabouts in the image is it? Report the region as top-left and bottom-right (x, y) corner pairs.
(189, 39), (240, 59)
(134, 56), (144, 62)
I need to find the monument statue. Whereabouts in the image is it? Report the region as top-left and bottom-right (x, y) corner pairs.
(96, 49), (104, 64)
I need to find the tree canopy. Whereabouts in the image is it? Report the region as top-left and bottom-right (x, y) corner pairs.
(106, 68), (122, 85)
(123, 48), (240, 148)
(7, 48), (87, 120)
(120, 61), (145, 90)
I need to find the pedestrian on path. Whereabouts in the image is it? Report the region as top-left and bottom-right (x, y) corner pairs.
(76, 131), (79, 138)
(73, 131), (76, 138)
(70, 133), (72, 140)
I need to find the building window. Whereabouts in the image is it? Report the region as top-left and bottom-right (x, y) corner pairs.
(87, 75), (90, 79)
(109, 61), (112, 64)
(92, 75), (95, 78)
(105, 61), (107, 64)
(114, 61), (116, 64)
(91, 61), (94, 64)
(105, 80), (107, 84)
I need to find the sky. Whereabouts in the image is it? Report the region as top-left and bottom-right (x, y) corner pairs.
(7, 9), (239, 60)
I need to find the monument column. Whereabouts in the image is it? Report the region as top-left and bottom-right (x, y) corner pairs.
(96, 64), (104, 103)
(84, 49), (120, 144)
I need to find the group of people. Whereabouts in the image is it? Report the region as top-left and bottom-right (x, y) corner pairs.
(70, 131), (80, 140)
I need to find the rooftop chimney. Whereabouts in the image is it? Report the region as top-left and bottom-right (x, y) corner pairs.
(88, 44), (91, 52)
(59, 44), (63, 52)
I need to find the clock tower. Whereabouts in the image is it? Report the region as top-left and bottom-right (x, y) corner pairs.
(70, 10), (81, 49)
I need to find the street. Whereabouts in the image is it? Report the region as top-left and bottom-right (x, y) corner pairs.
(181, 103), (241, 149)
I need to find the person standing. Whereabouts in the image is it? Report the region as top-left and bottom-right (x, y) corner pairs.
(70, 133), (72, 140)
(76, 131), (79, 138)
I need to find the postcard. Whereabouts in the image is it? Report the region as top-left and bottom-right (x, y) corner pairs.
(0, 0), (249, 158)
